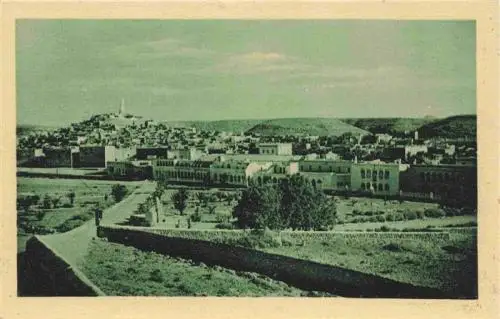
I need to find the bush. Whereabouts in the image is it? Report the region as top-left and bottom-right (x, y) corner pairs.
(231, 229), (282, 249)
(376, 215), (386, 222)
(368, 216), (377, 222)
(215, 222), (234, 229)
(111, 184), (128, 202)
(394, 213), (404, 221)
(382, 243), (407, 252)
(352, 209), (361, 216)
(379, 225), (390, 232)
(416, 210), (425, 219)
(216, 212), (231, 223)
(404, 211), (417, 220)
(190, 211), (202, 222)
(424, 208), (445, 218)
(386, 214), (395, 222)
(149, 269), (164, 283)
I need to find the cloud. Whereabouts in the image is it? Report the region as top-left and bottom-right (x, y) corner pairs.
(211, 51), (308, 75)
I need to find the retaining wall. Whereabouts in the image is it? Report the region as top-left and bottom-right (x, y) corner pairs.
(22, 236), (105, 296)
(100, 225), (451, 242)
(98, 225), (451, 298)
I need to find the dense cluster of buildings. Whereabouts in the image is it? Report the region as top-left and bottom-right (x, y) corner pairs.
(16, 109), (477, 204)
(101, 143), (476, 203)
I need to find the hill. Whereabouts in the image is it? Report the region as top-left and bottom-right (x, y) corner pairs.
(417, 115), (476, 139)
(165, 119), (263, 133)
(245, 118), (369, 137)
(342, 118), (437, 135)
(17, 124), (60, 136)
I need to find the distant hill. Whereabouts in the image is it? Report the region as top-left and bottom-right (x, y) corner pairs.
(17, 124), (60, 136)
(165, 119), (268, 133)
(417, 115), (477, 139)
(342, 118), (437, 135)
(245, 118), (369, 137)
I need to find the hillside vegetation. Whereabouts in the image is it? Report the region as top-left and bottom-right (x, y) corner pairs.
(417, 115), (476, 139)
(245, 118), (368, 137)
(343, 117), (436, 135)
(165, 119), (263, 133)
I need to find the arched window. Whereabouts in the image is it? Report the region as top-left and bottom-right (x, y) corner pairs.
(378, 183), (383, 191)
(361, 169), (365, 178)
(367, 170), (372, 178)
(385, 184), (390, 191)
(361, 183), (366, 190)
(379, 170), (384, 179)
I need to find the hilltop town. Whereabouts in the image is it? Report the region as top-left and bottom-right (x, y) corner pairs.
(17, 103), (477, 207)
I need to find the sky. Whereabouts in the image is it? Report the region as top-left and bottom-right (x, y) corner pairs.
(16, 20), (476, 126)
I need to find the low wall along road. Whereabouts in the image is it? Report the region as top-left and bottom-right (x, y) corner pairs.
(98, 225), (452, 298)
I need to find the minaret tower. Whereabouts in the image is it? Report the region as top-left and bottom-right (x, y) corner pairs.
(119, 98), (125, 117)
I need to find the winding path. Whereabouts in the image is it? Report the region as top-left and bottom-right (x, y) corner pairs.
(40, 181), (157, 266)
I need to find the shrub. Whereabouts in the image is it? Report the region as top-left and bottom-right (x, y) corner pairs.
(376, 215), (386, 222)
(424, 208), (445, 218)
(386, 214), (394, 222)
(416, 210), (425, 219)
(394, 213), (404, 221)
(364, 211), (374, 216)
(352, 209), (361, 216)
(149, 269), (164, 283)
(35, 210), (45, 221)
(111, 184), (128, 202)
(379, 225), (390, 232)
(382, 243), (406, 252)
(232, 229), (282, 249)
(404, 211), (417, 220)
(368, 216), (377, 223)
(216, 212), (231, 223)
(190, 211), (202, 222)
(215, 222), (234, 230)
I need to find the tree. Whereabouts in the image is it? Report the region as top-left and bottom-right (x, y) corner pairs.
(233, 175), (337, 231)
(207, 205), (216, 215)
(67, 191), (76, 206)
(196, 192), (208, 207)
(111, 184), (128, 202)
(171, 188), (189, 215)
(51, 197), (61, 209)
(233, 181), (282, 229)
(42, 194), (52, 209)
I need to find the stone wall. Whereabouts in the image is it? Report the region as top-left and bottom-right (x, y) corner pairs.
(22, 236), (105, 296)
(98, 225), (451, 298)
(100, 225), (451, 242)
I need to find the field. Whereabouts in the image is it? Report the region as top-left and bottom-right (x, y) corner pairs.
(16, 177), (143, 251)
(80, 239), (312, 297)
(124, 188), (476, 233)
(261, 233), (477, 297)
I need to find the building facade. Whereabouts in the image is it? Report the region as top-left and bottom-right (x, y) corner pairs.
(79, 145), (135, 167)
(297, 160), (352, 191)
(399, 164), (477, 204)
(153, 159), (214, 185)
(107, 160), (153, 180)
(350, 162), (401, 196)
(136, 147), (169, 160)
(258, 143), (293, 156)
